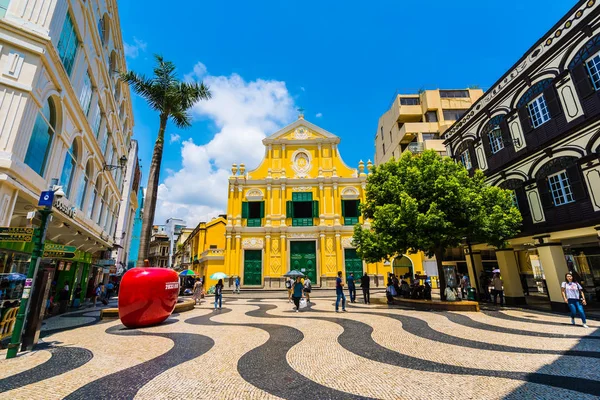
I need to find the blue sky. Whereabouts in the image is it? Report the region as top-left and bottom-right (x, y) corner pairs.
(118, 0), (574, 226)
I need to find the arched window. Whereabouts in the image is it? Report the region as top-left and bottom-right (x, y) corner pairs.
(482, 115), (506, 154)
(25, 99), (56, 176)
(516, 79), (557, 132)
(59, 140), (78, 198)
(88, 176), (101, 220)
(393, 256), (413, 280)
(77, 160), (93, 210)
(98, 14), (110, 45)
(569, 33), (600, 99)
(97, 187), (107, 225)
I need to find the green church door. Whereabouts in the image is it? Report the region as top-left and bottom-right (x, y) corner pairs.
(344, 249), (363, 280)
(289, 241), (317, 283)
(244, 250), (262, 286)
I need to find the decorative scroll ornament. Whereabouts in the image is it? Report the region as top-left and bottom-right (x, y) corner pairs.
(291, 148), (312, 178)
(287, 233), (318, 239)
(246, 188), (264, 200)
(342, 237), (356, 248)
(242, 238), (264, 249)
(294, 126), (309, 139)
(292, 186), (312, 191)
(341, 186), (360, 199)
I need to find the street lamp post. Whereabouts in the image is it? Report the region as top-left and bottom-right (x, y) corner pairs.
(6, 185), (63, 359)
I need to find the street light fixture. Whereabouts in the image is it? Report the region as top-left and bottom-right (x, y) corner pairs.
(104, 155), (128, 171)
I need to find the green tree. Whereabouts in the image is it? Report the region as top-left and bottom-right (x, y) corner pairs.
(121, 55), (211, 266)
(353, 150), (522, 300)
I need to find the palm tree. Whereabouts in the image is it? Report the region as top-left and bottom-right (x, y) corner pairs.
(121, 55), (211, 267)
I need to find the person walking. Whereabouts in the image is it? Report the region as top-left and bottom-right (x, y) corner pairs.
(234, 276), (241, 294)
(491, 272), (504, 306)
(92, 283), (103, 308)
(192, 278), (203, 305)
(335, 271), (347, 312)
(303, 276), (312, 303)
(214, 279), (224, 310)
(105, 281), (114, 301)
(562, 273), (588, 328)
(292, 277), (304, 312)
(286, 277), (293, 303)
(459, 274), (468, 299)
(479, 271), (491, 301)
(347, 273), (357, 303)
(360, 273), (370, 304)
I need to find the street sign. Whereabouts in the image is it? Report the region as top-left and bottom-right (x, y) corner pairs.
(38, 191), (54, 207)
(43, 244), (76, 259)
(0, 227), (34, 243)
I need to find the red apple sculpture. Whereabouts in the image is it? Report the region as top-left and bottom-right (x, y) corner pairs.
(118, 268), (180, 328)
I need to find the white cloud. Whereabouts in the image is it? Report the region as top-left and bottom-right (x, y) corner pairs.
(300, 86), (306, 92)
(124, 37), (147, 59)
(153, 63), (296, 226)
(316, 112), (323, 118)
(169, 133), (181, 144)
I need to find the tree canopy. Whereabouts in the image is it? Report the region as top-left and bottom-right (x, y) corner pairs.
(353, 150), (522, 296)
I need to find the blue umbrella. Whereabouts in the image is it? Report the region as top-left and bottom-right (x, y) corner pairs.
(210, 272), (228, 280)
(5, 273), (26, 281)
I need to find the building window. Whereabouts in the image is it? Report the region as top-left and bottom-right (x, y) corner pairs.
(400, 97), (420, 105)
(342, 199), (360, 225)
(380, 126), (383, 140)
(421, 133), (440, 141)
(79, 71), (93, 116)
(92, 104), (102, 137)
(425, 111), (438, 122)
(586, 51), (600, 90)
(242, 201), (264, 227)
(76, 161), (92, 210)
(59, 142), (77, 198)
(459, 149), (472, 170)
(24, 99), (55, 176)
(57, 12), (79, 76)
(101, 130), (109, 155)
(442, 109), (468, 121)
(548, 171), (574, 206)
(382, 142), (386, 155)
(527, 95), (550, 128)
(440, 90), (469, 98)
(98, 15), (109, 45)
(287, 192), (318, 227)
(88, 182), (98, 219)
(0, 0), (9, 18)
(389, 130), (392, 142)
(510, 191), (519, 209)
(488, 127), (504, 154)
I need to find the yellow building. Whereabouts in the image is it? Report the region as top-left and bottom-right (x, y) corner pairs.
(186, 217), (227, 287)
(225, 115), (422, 288)
(375, 89), (483, 164)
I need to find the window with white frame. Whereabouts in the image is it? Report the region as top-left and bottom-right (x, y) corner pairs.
(459, 149), (472, 170)
(547, 171), (574, 206)
(79, 71), (93, 116)
(56, 12), (79, 76)
(92, 104), (102, 137)
(586, 51), (600, 90)
(488, 127), (504, 154)
(527, 95), (550, 128)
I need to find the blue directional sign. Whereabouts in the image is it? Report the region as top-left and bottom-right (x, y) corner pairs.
(38, 191), (54, 207)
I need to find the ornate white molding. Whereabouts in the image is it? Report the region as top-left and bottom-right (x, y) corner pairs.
(242, 237), (264, 249)
(342, 237), (356, 248)
(287, 233), (318, 239)
(341, 186), (360, 199)
(246, 188), (264, 201)
(291, 148), (312, 178)
(294, 126), (310, 139)
(292, 186), (312, 192)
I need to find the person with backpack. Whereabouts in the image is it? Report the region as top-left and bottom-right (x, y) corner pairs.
(561, 272), (588, 328)
(347, 273), (357, 303)
(214, 279), (224, 310)
(360, 273), (370, 304)
(303, 276), (312, 303)
(285, 277), (293, 302)
(335, 271), (347, 312)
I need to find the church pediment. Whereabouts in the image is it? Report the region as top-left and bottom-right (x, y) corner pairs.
(263, 119), (339, 145)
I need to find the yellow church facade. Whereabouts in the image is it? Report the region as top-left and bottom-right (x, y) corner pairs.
(224, 116), (423, 288)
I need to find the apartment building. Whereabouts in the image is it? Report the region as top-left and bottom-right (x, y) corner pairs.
(375, 89), (483, 164)
(148, 225), (169, 268)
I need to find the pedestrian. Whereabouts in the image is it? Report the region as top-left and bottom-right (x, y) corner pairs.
(192, 277), (202, 305)
(59, 283), (70, 313)
(214, 279), (224, 310)
(106, 281), (114, 301)
(561, 273), (588, 328)
(460, 274), (468, 299)
(360, 273), (370, 304)
(347, 273), (357, 303)
(72, 285), (82, 307)
(479, 271), (490, 301)
(303, 276), (312, 303)
(491, 272), (504, 306)
(520, 274), (529, 296)
(292, 277), (304, 312)
(335, 271), (347, 312)
(92, 283), (103, 307)
(235, 276), (241, 294)
(285, 276), (293, 303)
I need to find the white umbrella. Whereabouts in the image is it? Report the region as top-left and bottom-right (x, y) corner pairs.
(210, 272), (228, 280)
(492, 269), (500, 274)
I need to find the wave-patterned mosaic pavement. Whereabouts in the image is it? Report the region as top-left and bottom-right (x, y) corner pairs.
(1, 297), (599, 399)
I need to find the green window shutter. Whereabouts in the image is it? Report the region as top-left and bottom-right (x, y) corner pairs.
(241, 202), (249, 219)
(312, 200), (319, 218)
(286, 201), (294, 218)
(341, 200), (346, 217)
(259, 201), (265, 218)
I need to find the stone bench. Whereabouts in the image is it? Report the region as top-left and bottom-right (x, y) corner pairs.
(372, 296), (480, 312)
(100, 298), (196, 320)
